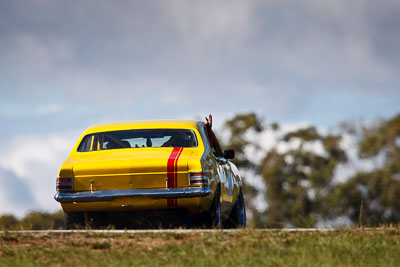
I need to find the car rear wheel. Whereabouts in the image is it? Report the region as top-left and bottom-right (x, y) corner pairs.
(224, 190), (246, 228)
(207, 186), (222, 229)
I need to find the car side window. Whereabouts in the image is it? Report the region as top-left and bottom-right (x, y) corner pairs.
(203, 125), (224, 158)
(211, 132), (224, 158)
(78, 135), (93, 152)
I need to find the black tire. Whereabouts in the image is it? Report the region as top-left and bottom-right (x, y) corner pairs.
(64, 212), (84, 229)
(207, 186), (222, 229)
(224, 190), (246, 228)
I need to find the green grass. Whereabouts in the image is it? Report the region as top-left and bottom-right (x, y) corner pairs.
(0, 229), (399, 266)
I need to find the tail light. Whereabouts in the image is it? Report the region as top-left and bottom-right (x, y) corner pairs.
(189, 172), (208, 186)
(56, 177), (73, 192)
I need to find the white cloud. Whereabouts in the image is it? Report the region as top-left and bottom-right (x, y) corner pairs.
(0, 0), (399, 125)
(333, 133), (386, 183)
(0, 133), (76, 216)
(1, 33), (75, 75)
(0, 134), (73, 177)
(35, 103), (60, 116)
(165, 0), (255, 55)
(303, 140), (328, 158)
(0, 168), (38, 218)
(276, 137), (302, 154)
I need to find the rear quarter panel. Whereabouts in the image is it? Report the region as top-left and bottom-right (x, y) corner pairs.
(197, 122), (243, 217)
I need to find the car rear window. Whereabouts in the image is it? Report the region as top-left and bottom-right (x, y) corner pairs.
(77, 129), (198, 152)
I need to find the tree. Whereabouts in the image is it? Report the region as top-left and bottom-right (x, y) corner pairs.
(19, 211), (64, 230)
(222, 112), (400, 227)
(331, 113), (400, 226)
(261, 127), (347, 227)
(224, 113), (263, 168)
(223, 113), (265, 227)
(0, 214), (18, 230)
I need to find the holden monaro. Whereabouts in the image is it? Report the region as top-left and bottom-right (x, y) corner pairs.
(54, 117), (246, 228)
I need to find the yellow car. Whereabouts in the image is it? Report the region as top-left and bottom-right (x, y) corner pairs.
(54, 118), (246, 229)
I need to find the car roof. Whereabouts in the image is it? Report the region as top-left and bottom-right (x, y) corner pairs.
(84, 120), (202, 134)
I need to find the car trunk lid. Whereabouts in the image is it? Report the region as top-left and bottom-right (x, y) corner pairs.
(72, 147), (194, 192)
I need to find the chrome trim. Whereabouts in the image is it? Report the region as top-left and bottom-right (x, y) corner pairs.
(54, 187), (211, 203)
(190, 181), (208, 186)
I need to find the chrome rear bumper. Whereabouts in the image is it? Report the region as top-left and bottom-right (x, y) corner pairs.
(54, 187), (211, 203)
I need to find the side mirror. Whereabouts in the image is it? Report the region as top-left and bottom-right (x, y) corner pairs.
(223, 150), (235, 159)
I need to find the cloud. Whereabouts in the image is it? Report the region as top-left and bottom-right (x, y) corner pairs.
(0, 168), (38, 217)
(0, 133), (76, 216)
(35, 103), (60, 116)
(1, 0), (399, 115)
(333, 133), (387, 183)
(0, 134), (73, 177)
(164, 0), (256, 55)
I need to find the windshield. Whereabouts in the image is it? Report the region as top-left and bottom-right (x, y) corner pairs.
(77, 129), (197, 152)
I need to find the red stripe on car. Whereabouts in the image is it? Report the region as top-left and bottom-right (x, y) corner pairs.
(174, 147), (183, 187)
(167, 147), (180, 188)
(167, 147), (183, 207)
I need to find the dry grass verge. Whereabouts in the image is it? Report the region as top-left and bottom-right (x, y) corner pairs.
(0, 228), (399, 266)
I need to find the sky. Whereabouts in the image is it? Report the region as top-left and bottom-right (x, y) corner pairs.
(0, 0), (399, 217)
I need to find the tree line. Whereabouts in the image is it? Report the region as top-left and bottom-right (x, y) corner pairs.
(223, 112), (400, 228)
(0, 211), (64, 230)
